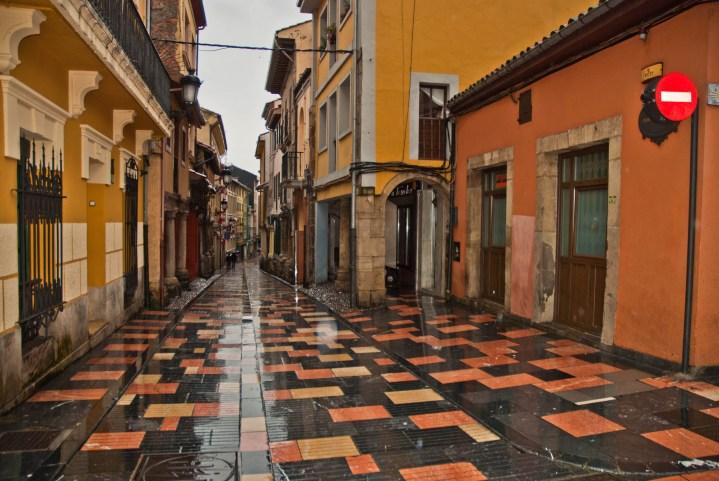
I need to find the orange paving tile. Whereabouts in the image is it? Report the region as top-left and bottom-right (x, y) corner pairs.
(546, 344), (598, 356)
(159, 417), (180, 431)
(389, 320), (415, 326)
(346, 454), (380, 475)
(542, 409), (625, 437)
(264, 390), (293, 400)
(180, 359), (204, 368)
(529, 356), (590, 370)
(536, 375), (612, 393)
(558, 363), (621, 377)
(374, 358), (396, 366)
(480, 373), (542, 390)
(407, 355), (445, 366)
(501, 328), (545, 338)
(400, 462), (487, 481)
(104, 344), (148, 352)
(373, 332), (412, 342)
(263, 363), (302, 373)
(270, 440), (303, 463)
(81, 432), (145, 451)
(437, 324), (478, 334)
(461, 355), (518, 368)
(30, 388), (108, 402)
(642, 428), (719, 458)
(678, 381), (719, 401)
(382, 372), (418, 383)
(329, 405), (391, 422)
(288, 349), (322, 358)
(127, 383), (179, 395)
(332, 367), (371, 377)
(70, 370), (125, 382)
(430, 368), (491, 384)
(297, 435), (359, 460)
(426, 319), (453, 325)
(701, 407), (719, 419)
(240, 431), (269, 452)
(410, 410), (476, 429)
(296, 369), (335, 380)
(87, 356), (137, 365)
(114, 333), (158, 340)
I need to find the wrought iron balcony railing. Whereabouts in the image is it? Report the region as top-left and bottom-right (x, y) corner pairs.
(88, 0), (171, 114)
(281, 151), (303, 185)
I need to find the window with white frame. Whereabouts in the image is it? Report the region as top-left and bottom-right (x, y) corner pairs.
(339, 0), (351, 25)
(418, 83), (448, 160)
(319, 103), (328, 151)
(338, 76), (351, 136)
(328, 93), (337, 173)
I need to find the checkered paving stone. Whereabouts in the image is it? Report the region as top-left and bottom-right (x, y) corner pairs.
(4, 263), (719, 480)
(331, 281), (719, 477)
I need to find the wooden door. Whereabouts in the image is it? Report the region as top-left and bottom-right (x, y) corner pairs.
(557, 146), (609, 334)
(481, 168), (507, 303)
(397, 204), (416, 289)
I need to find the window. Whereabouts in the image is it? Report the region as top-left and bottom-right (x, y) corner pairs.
(327, 1), (337, 65)
(418, 84), (447, 160)
(328, 93), (337, 173)
(319, 103), (328, 151)
(339, 0), (351, 25)
(518, 90), (532, 124)
(319, 9), (328, 52)
(338, 76), (351, 135)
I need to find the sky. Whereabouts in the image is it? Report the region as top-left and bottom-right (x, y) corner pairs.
(197, 0), (309, 176)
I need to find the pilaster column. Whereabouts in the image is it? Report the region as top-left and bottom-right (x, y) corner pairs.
(164, 210), (179, 289)
(337, 197), (351, 289)
(176, 209), (189, 285)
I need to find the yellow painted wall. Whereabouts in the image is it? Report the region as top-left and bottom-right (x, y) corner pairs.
(310, 0), (596, 201)
(372, 0), (597, 195)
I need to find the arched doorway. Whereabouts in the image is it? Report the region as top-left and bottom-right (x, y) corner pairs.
(384, 179), (448, 296)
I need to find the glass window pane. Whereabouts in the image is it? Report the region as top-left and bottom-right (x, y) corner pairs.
(575, 188), (607, 257)
(491, 196), (506, 247)
(574, 150), (608, 181)
(560, 188), (570, 256)
(482, 196), (490, 248)
(561, 156), (571, 182)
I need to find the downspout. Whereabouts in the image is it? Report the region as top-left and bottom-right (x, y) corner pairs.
(446, 119), (456, 301)
(350, 0), (360, 306)
(681, 109), (699, 374)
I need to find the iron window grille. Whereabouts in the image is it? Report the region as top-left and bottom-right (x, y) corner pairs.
(17, 137), (64, 347)
(124, 156), (139, 305)
(418, 84), (448, 160)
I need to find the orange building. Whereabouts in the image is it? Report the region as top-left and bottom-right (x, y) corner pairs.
(449, 0), (719, 370)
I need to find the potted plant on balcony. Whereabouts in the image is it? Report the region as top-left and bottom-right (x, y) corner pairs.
(326, 24), (337, 47)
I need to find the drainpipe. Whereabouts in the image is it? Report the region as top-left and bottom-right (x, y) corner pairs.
(350, 0), (360, 306)
(445, 119), (456, 301)
(681, 109), (699, 374)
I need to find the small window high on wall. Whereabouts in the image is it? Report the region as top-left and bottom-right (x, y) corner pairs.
(418, 84), (447, 160)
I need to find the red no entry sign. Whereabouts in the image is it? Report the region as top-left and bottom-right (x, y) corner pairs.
(655, 72), (698, 121)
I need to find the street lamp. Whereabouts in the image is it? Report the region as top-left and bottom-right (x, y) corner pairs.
(180, 69), (202, 106)
(221, 166), (232, 186)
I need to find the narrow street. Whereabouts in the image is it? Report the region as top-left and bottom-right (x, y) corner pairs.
(0, 263), (715, 480)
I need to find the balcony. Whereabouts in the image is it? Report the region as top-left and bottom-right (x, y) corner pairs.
(281, 151), (304, 188)
(87, 0), (171, 113)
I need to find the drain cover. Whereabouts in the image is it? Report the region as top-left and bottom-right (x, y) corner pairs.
(134, 453), (237, 481)
(0, 430), (61, 452)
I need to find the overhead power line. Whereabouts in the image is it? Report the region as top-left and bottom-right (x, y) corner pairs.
(152, 38), (353, 55)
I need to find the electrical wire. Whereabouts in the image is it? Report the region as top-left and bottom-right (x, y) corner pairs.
(152, 38), (353, 54)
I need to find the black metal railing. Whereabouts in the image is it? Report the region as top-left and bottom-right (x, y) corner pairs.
(87, 0), (171, 114)
(17, 138), (64, 347)
(282, 151), (302, 182)
(124, 156), (139, 305)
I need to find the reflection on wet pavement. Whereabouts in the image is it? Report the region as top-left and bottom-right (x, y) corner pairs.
(0, 262), (717, 480)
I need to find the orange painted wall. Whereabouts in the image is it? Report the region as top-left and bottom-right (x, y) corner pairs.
(452, 5), (719, 366)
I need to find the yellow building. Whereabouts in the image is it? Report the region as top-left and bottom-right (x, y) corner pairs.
(298, 0), (596, 306)
(0, 0), (172, 411)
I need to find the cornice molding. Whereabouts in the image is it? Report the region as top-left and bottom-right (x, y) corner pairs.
(113, 109), (136, 144)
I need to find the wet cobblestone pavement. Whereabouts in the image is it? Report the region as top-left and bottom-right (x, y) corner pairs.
(1, 262), (718, 480)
